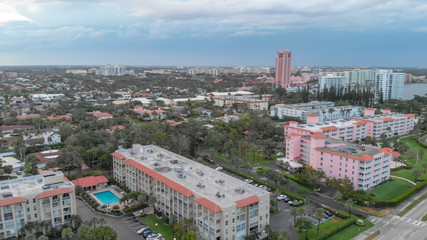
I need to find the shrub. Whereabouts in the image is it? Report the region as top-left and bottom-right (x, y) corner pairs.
(123, 204), (148, 214)
(113, 205), (120, 210)
(291, 201), (304, 207)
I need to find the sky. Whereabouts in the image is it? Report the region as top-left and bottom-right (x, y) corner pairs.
(0, 0), (426, 67)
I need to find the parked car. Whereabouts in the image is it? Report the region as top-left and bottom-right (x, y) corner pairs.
(277, 195), (288, 201)
(16, 171), (22, 175)
(244, 179), (254, 184)
(215, 167), (223, 171)
(288, 199), (298, 205)
(137, 227), (150, 235)
(290, 200), (301, 206)
(140, 229), (154, 237)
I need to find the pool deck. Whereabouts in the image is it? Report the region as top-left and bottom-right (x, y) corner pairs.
(90, 185), (126, 210)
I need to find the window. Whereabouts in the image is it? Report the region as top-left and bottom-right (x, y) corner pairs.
(34, 213), (38, 218)
(34, 206), (37, 211)
(33, 198), (36, 203)
(226, 221), (228, 226)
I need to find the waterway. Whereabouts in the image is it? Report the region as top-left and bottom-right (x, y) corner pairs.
(403, 83), (427, 100)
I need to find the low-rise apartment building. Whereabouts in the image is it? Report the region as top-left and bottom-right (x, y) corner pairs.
(284, 109), (415, 142)
(0, 172), (76, 238)
(213, 94), (272, 111)
(270, 101), (363, 122)
(113, 144), (270, 240)
(285, 133), (397, 190)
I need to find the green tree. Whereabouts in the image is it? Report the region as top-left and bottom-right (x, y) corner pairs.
(24, 234), (37, 240)
(314, 208), (324, 236)
(345, 199), (355, 218)
(265, 169), (284, 187)
(38, 236), (49, 240)
(423, 163), (427, 174)
(413, 169), (422, 182)
(173, 218), (194, 240)
(25, 154), (40, 175)
(296, 207), (306, 220)
(182, 231), (198, 240)
(291, 206), (298, 223)
(294, 218), (313, 240)
(56, 147), (83, 175)
(277, 231), (289, 240)
(61, 227), (74, 240)
(333, 191), (343, 211)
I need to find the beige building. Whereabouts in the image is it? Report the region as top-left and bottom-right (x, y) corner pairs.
(113, 145), (270, 240)
(0, 172), (76, 238)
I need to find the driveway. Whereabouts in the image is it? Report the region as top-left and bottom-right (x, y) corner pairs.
(76, 198), (143, 239)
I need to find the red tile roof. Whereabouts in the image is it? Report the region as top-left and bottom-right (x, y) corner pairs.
(392, 152), (401, 158)
(353, 120), (368, 126)
(32, 151), (62, 163)
(17, 114), (41, 120)
(235, 195), (260, 208)
(71, 176), (109, 188)
(405, 114), (416, 118)
(194, 198), (222, 213)
(365, 108), (375, 110)
(306, 114), (319, 117)
(290, 133), (302, 136)
(311, 134), (326, 139)
(111, 152), (126, 160)
(124, 159), (194, 197)
(321, 126), (338, 131)
(0, 197), (27, 207)
(382, 117), (394, 122)
(93, 112), (113, 118)
(36, 187), (74, 199)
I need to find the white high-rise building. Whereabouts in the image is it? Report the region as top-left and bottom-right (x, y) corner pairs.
(320, 74), (348, 92)
(375, 70), (405, 101)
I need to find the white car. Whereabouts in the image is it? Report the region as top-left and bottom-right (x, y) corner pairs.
(244, 179), (254, 184)
(215, 167), (223, 171)
(277, 195), (287, 201)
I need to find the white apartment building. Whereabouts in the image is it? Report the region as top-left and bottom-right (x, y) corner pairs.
(213, 95), (272, 111)
(112, 145), (270, 240)
(270, 101), (363, 122)
(375, 69), (405, 101)
(320, 75), (348, 91)
(0, 172), (76, 238)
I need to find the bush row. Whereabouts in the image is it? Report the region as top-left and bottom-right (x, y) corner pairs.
(80, 192), (100, 209)
(390, 164), (412, 171)
(123, 204), (148, 214)
(221, 165), (306, 202)
(373, 180), (427, 207)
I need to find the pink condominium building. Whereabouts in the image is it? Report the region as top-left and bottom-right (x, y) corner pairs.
(275, 50), (292, 88)
(284, 108), (415, 142)
(283, 107), (413, 190)
(285, 133), (399, 190)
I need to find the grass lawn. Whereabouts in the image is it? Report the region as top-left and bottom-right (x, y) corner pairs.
(370, 178), (414, 201)
(128, 117), (145, 124)
(297, 217), (350, 240)
(328, 220), (374, 240)
(139, 215), (174, 240)
(392, 135), (427, 181)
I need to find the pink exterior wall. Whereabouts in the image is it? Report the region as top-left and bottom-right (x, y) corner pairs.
(285, 133), (392, 190)
(364, 108), (376, 116)
(275, 50), (292, 88)
(306, 115), (319, 124)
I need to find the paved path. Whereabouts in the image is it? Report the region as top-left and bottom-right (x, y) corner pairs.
(391, 175), (417, 185)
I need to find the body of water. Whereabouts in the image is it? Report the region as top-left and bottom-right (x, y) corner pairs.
(402, 83), (427, 100)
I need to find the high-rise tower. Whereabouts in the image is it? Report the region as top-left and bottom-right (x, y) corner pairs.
(275, 50), (292, 88)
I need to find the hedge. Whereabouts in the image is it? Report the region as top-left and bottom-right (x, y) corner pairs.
(418, 135), (427, 149)
(373, 180), (427, 207)
(123, 204), (148, 214)
(323, 206), (352, 219)
(221, 165), (306, 202)
(390, 164), (412, 171)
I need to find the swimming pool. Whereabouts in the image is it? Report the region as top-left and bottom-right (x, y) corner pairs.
(93, 190), (120, 205)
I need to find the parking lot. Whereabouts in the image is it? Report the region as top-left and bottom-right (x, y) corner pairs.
(77, 198), (163, 240)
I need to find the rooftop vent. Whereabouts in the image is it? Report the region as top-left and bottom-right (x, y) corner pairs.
(154, 162), (160, 166)
(42, 185), (51, 190)
(170, 160), (178, 164)
(177, 173), (186, 179)
(1, 185), (9, 190)
(196, 183), (205, 188)
(2, 193), (12, 198)
(215, 179), (225, 185)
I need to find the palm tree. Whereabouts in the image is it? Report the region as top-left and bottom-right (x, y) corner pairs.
(61, 227), (74, 240)
(413, 169), (422, 182)
(291, 207), (298, 223)
(345, 199), (355, 218)
(24, 234), (37, 240)
(97, 217), (107, 226)
(22, 221), (36, 236)
(333, 191), (343, 211)
(328, 108), (335, 120)
(89, 217), (98, 228)
(70, 215), (81, 229)
(296, 207), (306, 220)
(39, 221), (50, 235)
(314, 208), (324, 236)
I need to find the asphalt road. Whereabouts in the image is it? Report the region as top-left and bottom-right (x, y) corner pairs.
(354, 188), (427, 240)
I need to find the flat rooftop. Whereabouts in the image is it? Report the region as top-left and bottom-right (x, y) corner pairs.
(351, 113), (410, 122)
(304, 135), (380, 158)
(0, 171), (73, 199)
(292, 119), (361, 131)
(119, 145), (269, 208)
